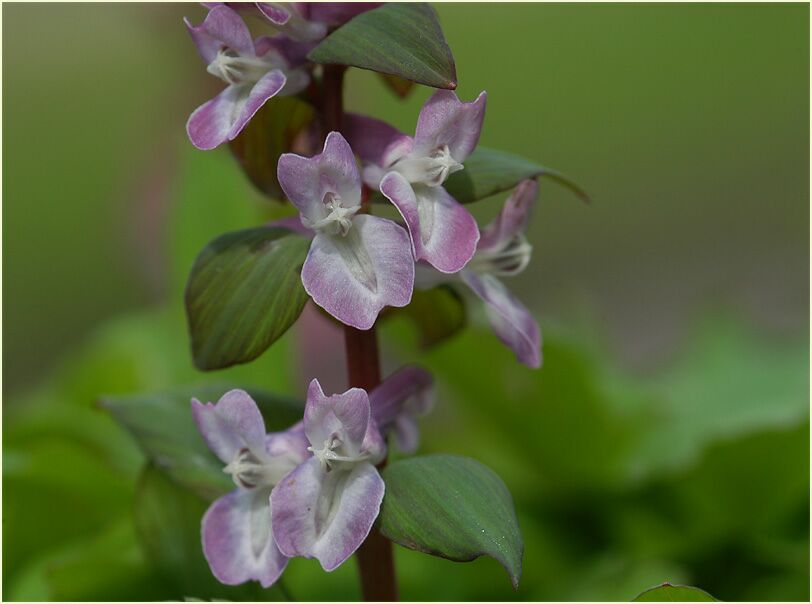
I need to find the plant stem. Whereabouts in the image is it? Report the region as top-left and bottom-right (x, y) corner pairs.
(321, 63), (399, 601)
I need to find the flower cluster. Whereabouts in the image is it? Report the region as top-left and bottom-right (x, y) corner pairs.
(192, 366), (432, 585)
(184, 3), (543, 367)
(185, 3), (379, 150)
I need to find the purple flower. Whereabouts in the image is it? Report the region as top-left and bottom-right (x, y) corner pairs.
(185, 5), (310, 150)
(369, 365), (434, 453)
(277, 131), (414, 330)
(271, 380), (386, 571)
(191, 390), (310, 587)
(415, 179), (542, 368)
(351, 90), (487, 274)
(255, 3), (327, 41)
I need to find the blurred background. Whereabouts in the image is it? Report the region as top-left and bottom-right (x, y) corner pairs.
(3, 3), (809, 601)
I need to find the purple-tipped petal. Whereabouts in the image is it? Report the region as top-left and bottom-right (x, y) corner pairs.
(393, 416), (420, 454)
(301, 215), (414, 330)
(370, 365), (433, 454)
(265, 422), (311, 465)
(414, 90), (487, 162)
(185, 5), (256, 63)
(342, 113), (408, 166)
(191, 389), (267, 463)
(304, 380), (370, 452)
(187, 85), (246, 151)
(370, 365), (434, 427)
(380, 172), (479, 273)
(256, 2), (292, 25)
(478, 179), (539, 252)
(277, 132), (362, 225)
(226, 69), (287, 141)
(254, 35), (313, 67)
(257, 2), (327, 41)
(202, 489), (287, 587)
(271, 458), (385, 571)
(461, 272), (542, 368)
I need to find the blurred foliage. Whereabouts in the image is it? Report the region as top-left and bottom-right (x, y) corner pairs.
(4, 147), (809, 601)
(3, 3), (809, 602)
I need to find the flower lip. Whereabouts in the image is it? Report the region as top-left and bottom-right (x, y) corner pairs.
(468, 235), (533, 277)
(206, 47), (277, 86)
(307, 433), (371, 471)
(389, 144), (463, 187)
(223, 446), (276, 489)
(302, 191), (359, 236)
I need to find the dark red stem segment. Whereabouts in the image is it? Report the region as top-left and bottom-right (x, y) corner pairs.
(344, 326), (399, 601)
(321, 63), (399, 601)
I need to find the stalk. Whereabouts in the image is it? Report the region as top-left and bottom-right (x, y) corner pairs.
(321, 63), (399, 602)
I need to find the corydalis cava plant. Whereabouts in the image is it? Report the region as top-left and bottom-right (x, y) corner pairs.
(160, 1), (585, 598)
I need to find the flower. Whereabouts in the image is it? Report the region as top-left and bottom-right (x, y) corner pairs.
(185, 5), (310, 150)
(458, 179), (542, 368)
(369, 365), (434, 453)
(191, 390), (310, 587)
(277, 131), (414, 330)
(255, 3), (327, 41)
(351, 90), (487, 274)
(271, 379), (386, 571)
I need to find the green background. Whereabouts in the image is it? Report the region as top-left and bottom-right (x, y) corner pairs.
(3, 3), (809, 601)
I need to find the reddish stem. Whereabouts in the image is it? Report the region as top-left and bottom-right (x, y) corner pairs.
(321, 63), (399, 601)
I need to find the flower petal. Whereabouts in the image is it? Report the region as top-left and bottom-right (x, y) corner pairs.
(277, 131), (362, 224)
(226, 69), (287, 141)
(191, 389), (267, 463)
(342, 113), (407, 167)
(257, 2), (327, 41)
(393, 416), (420, 454)
(304, 380), (370, 452)
(185, 5), (255, 64)
(265, 421), (311, 469)
(202, 489), (287, 587)
(380, 172), (479, 273)
(369, 365), (434, 427)
(301, 215), (414, 329)
(254, 35), (313, 68)
(187, 85), (247, 151)
(272, 458), (385, 571)
(413, 90), (487, 162)
(461, 272), (542, 368)
(478, 179), (539, 252)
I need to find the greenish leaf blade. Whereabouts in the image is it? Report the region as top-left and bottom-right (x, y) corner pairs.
(633, 583), (718, 601)
(228, 96), (315, 200)
(308, 3), (457, 89)
(444, 146), (590, 204)
(185, 227), (310, 371)
(101, 385), (302, 500)
(380, 454), (523, 588)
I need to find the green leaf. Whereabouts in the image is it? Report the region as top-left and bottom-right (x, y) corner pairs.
(633, 583), (717, 601)
(228, 96), (315, 200)
(379, 454), (523, 588)
(101, 385), (302, 500)
(444, 147), (590, 204)
(308, 3), (457, 89)
(384, 285), (466, 349)
(185, 227), (310, 371)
